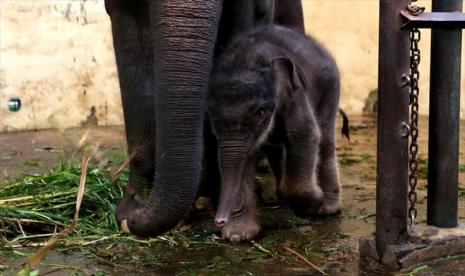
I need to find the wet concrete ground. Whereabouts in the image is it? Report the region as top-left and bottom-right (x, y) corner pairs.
(1, 116), (465, 275)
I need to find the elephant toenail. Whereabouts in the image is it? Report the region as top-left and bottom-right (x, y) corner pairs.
(230, 235), (240, 242)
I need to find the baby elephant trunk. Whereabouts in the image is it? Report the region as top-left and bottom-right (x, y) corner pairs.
(215, 140), (248, 228)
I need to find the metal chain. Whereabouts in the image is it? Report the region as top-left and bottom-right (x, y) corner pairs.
(408, 27), (421, 228)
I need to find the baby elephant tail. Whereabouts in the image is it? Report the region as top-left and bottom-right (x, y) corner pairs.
(338, 108), (350, 141)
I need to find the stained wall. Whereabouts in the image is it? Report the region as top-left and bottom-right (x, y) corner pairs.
(1, 0), (464, 132)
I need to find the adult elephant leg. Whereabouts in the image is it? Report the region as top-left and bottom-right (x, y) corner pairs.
(261, 144), (285, 199)
(273, 0), (305, 32)
(105, 0), (155, 220)
(122, 0), (222, 237)
(215, 0), (275, 56)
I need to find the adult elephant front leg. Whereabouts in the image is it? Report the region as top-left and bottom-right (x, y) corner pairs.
(109, 0), (222, 237)
(273, 0), (305, 32)
(106, 0), (156, 221)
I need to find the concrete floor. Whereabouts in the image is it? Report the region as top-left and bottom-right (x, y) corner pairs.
(1, 116), (465, 275)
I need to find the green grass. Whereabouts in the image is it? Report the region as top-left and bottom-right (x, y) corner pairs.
(0, 156), (359, 274)
(416, 158), (428, 180)
(0, 161), (126, 246)
(337, 153), (375, 167)
(458, 187), (465, 198)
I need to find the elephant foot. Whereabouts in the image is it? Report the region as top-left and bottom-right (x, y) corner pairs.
(280, 181), (324, 217)
(222, 215), (260, 243)
(316, 193), (341, 217)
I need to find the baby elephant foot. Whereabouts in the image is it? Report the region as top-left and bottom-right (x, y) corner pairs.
(222, 216), (260, 243)
(281, 183), (324, 217)
(317, 193), (341, 216)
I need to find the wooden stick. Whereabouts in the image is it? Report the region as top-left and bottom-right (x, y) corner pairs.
(283, 245), (327, 275)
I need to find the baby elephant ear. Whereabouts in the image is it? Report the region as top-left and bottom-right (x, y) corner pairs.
(270, 57), (303, 93)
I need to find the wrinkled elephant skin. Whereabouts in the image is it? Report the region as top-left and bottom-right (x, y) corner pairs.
(208, 26), (342, 242)
(105, 0), (305, 237)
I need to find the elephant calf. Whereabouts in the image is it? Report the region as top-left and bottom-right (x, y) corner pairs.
(207, 25), (343, 242)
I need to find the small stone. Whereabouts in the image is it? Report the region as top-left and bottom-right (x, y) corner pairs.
(298, 225), (313, 232)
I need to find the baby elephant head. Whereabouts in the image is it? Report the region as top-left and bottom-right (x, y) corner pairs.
(207, 56), (302, 227)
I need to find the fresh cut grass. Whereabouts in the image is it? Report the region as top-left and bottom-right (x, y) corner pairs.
(0, 161), (126, 247)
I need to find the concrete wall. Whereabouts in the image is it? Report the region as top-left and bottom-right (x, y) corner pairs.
(303, 0), (465, 120)
(0, 0), (120, 132)
(1, 0), (464, 132)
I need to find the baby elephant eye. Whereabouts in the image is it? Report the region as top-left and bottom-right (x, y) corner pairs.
(254, 108), (269, 125)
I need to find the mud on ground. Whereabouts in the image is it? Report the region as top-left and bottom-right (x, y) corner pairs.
(1, 116), (465, 275)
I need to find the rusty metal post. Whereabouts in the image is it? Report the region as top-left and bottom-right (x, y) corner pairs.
(376, 0), (410, 256)
(427, 0), (462, 228)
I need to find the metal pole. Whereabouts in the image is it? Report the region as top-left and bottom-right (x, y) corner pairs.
(427, 0), (462, 228)
(376, 0), (410, 256)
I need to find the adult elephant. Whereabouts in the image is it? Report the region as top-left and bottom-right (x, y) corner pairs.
(105, 0), (304, 237)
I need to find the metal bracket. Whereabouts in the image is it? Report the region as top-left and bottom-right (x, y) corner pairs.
(401, 10), (465, 29)
(401, 122), (411, 138)
(8, 98), (21, 112)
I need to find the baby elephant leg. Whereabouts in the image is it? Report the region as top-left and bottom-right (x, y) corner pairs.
(261, 144), (285, 200)
(222, 156), (260, 242)
(316, 130), (341, 216)
(280, 120), (324, 216)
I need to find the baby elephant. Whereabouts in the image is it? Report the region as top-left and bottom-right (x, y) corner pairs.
(207, 25), (342, 242)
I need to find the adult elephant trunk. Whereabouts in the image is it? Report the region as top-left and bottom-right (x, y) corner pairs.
(215, 139), (249, 227)
(125, 1), (222, 237)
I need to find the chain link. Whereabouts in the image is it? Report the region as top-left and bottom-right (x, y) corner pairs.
(408, 28), (421, 228)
